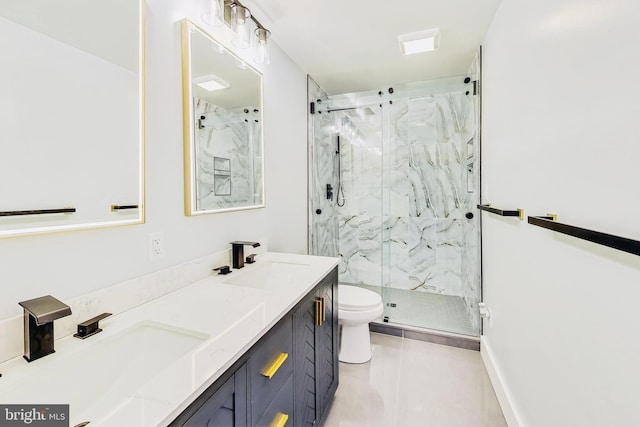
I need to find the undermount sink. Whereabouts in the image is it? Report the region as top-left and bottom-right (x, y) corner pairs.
(2, 321), (208, 420)
(224, 261), (312, 288)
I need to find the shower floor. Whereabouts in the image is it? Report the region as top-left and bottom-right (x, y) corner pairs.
(350, 284), (478, 337)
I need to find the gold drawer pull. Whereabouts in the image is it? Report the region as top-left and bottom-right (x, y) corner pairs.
(315, 299), (322, 326)
(269, 412), (289, 427)
(261, 353), (289, 379)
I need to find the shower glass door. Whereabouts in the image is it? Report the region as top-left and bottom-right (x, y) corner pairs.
(308, 71), (481, 337)
(308, 81), (385, 297)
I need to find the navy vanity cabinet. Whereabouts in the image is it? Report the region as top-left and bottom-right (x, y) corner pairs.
(293, 267), (339, 427)
(169, 266), (338, 427)
(179, 365), (248, 427)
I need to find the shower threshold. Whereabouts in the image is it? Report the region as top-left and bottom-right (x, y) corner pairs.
(370, 321), (480, 351)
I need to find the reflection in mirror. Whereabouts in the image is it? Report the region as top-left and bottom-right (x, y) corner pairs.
(182, 20), (264, 215)
(0, 0), (144, 237)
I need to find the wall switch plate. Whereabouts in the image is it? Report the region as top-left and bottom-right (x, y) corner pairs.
(149, 232), (165, 260)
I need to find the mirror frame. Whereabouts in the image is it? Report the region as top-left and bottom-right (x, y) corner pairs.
(0, 0), (146, 238)
(181, 19), (265, 216)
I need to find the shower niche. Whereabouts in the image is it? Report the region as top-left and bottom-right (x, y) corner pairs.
(308, 68), (482, 337)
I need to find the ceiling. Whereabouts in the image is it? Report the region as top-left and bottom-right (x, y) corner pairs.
(0, 0), (138, 71)
(242, 0), (502, 95)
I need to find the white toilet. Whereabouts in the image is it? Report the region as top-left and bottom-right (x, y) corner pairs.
(338, 285), (384, 364)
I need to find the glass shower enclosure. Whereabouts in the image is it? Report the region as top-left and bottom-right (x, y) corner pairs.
(308, 70), (482, 337)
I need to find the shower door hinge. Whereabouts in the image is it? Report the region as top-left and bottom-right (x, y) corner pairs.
(473, 81), (478, 96)
(310, 102), (315, 114)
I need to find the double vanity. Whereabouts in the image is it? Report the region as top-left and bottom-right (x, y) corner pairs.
(1, 3), (333, 426)
(0, 253), (339, 427)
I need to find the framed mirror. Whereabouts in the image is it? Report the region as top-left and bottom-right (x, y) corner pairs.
(182, 20), (264, 215)
(0, 0), (145, 237)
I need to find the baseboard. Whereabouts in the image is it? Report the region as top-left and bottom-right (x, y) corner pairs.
(480, 336), (523, 427)
(370, 321), (480, 351)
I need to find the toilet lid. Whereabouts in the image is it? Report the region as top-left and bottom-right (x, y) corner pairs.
(339, 285), (382, 311)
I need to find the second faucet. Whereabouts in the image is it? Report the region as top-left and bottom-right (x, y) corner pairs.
(230, 241), (260, 269)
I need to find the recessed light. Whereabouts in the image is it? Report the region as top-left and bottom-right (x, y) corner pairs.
(398, 28), (440, 55)
(193, 74), (230, 91)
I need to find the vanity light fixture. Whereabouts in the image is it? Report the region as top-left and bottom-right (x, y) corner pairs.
(398, 28), (441, 55)
(194, 74), (230, 91)
(204, 0), (272, 65)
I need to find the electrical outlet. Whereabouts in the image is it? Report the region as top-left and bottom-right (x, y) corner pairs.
(149, 232), (165, 260)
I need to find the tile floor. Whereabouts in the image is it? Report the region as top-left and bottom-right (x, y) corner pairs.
(324, 333), (507, 427)
(356, 284), (478, 336)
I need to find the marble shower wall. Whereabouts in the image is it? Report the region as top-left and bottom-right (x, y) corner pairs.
(194, 98), (263, 210)
(308, 77), (340, 258)
(309, 75), (481, 334)
(337, 92), (479, 296)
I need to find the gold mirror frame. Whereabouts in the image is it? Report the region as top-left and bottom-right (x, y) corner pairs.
(0, 0), (146, 238)
(181, 20), (265, 216)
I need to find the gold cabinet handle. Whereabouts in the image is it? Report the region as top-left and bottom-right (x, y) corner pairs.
(269, 412), (289, 427)
(321, 296), (326, 322)
(315, 298), (322, 326)
(261, 353), (288, 379)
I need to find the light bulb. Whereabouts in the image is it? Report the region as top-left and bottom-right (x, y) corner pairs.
(254, 28), (271, 65)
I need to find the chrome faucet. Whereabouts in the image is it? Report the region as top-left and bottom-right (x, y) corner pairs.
(230, 241), (260, 269)
(18, 295), (71, 362)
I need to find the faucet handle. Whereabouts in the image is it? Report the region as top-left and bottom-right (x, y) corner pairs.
(246, 254), (257, 264)
(214, 265), (232, 275)
(74, 312), (112, 339)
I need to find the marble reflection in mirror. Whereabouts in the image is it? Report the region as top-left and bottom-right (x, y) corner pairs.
(182, 20), (264, 215)
(0, 0), (144, 237)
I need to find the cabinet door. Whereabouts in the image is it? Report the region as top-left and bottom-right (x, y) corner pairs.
(293, 267), (339, 427)
(293, 290), (318, 427)
(316, 268), (339, 420)
(180, 365), (248, 427)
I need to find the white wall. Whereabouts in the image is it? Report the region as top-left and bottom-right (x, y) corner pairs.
(0, 0), (308, 320)
(481, 0), (640, 426)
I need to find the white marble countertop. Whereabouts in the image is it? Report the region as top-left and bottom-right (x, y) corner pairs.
(0, 252), (339, 426)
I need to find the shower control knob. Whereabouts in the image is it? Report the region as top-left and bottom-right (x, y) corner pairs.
(316, 209), (322, 215)
(465, 212), (474, 219)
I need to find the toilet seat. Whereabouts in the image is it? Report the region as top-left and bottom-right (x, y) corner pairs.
(339, 285), (382, 311)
